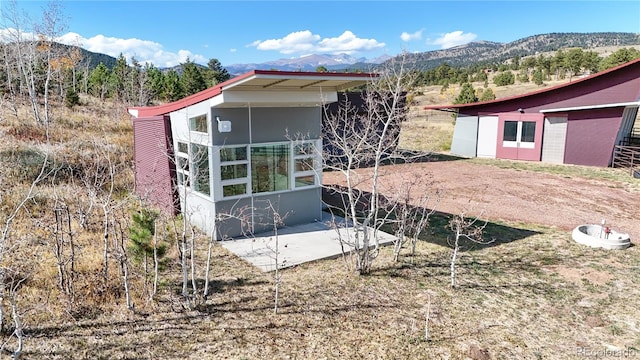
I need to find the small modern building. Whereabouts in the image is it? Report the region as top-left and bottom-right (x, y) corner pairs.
(426, 58), (640, 167)
(128, 70), (376, 240)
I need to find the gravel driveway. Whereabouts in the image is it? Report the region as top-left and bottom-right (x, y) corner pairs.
(323, 159), (640, 241)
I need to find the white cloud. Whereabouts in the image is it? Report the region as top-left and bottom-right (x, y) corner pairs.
(0, 27), (37, 42)
(55, 31), (206, 67)
(401, 29), (423, 42)
(230, 48), (237, 53)
(250, 30), (385, 55)
(254, 30), (320, 54)
(428, 30), (477, 49)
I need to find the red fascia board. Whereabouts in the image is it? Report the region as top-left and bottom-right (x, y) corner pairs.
(424, 57), (640, 111)
(129, 70), (378, 118)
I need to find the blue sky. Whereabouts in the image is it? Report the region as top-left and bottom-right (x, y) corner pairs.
(2, 1), (639, 68)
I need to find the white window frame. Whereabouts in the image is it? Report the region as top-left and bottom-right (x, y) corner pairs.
(175, 141), (190, 188)
(189, 113), (209, 134)
(292, 139), (321, 189)
(503, 120), (536, 149)
(190, 143), (211, 197)
(213, 139), (322, 201)
(216, 145), (250, 200)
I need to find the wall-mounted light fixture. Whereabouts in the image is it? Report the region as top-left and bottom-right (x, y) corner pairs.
(216, 115), (232, 133)
(518, 108), (524, 113)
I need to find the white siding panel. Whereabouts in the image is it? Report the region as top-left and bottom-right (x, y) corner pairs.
(450, 115), (478, 158)
(541, 116), (567, 164)
(476, 116), (498, 158)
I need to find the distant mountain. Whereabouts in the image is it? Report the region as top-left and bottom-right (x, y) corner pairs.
(225, 53), (391, 75)
(71, 32), (640, 75)
(52, 42), (117, 69)
(392, 32), (640, 70)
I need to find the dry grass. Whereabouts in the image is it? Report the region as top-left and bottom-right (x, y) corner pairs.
(21, 225), (640, 359)
(2, 87), (639, 359)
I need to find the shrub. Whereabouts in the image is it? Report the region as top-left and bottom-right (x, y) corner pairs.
(493, 71), (515, 86)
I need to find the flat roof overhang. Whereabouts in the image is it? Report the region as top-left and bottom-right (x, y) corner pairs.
(128, 70), (377, 117)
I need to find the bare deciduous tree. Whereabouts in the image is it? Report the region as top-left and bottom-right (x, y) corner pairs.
(386, 171), (441, 263)
(0, 0), (68, 127)
(323, 54), (414, 274)
(52, 203), (76, 300)
(448, 209), (492, 288)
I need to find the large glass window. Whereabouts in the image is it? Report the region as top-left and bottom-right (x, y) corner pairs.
(191, 143), (210, 196)
(216, 141), (320, 199)
(251, 144), (289, 193)
(189, 114), (208, 133)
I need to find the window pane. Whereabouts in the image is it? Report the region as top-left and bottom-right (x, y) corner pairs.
(503, 121), (518, 141)
(295, 175), (315, 188)
(521, 121), (536, 143)
(191, 144), (210, 195)
(223, 183), (247, 197)
(177, 156), (189, 171)
(221, 164), (247, 180)
(220, 147), (247, 162)
(295, 158), (315, 172)
(189, 114), (208, 133)
(178, 172), (189, 186)
(251, 144), (289, 193)
(177, 142), (188, 154)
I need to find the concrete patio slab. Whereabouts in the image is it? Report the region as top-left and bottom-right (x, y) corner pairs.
(218, 212), (396, 272)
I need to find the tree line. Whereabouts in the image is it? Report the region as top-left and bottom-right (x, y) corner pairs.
(415, 47), (640, 88)
(0, 1), (230, 116)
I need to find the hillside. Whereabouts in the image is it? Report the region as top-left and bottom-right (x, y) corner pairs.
(391, 32), (640, 70)
(1, 93), (639, 358)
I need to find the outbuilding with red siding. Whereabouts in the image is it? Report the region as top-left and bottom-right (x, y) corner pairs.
(425, 58), (640, 167)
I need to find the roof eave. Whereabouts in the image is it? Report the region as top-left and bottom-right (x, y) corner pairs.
(128, 70), (377, 118)
(424, 57), (640, 112)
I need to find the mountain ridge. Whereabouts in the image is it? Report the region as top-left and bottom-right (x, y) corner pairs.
(76, 32), (640, 74)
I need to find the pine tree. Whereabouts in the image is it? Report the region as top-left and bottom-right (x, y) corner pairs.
(162, 70), (183, 101)
(203, 58), (230, 87)
(129, 208), (166, 297)
(479, 87), (495, 102)
(129, 208), (160, 263)
(454, 82), (478, 104)
(532, 68), (544, 85)
(180, 58), (207, 96)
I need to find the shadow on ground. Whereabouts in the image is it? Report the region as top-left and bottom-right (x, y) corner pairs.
(322, 186), (541, 251)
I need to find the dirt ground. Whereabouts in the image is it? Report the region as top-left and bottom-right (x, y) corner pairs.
(323, 159), (640, 242)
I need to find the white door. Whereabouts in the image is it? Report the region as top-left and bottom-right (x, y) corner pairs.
(541, 116), (567, 164)
(477, 116), (498, 158)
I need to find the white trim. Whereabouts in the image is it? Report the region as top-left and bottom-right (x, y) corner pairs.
(540, 101), (640, 113)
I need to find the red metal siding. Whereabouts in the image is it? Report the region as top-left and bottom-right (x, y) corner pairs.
(132, 116), (178, 215)
(563, 108), (624, 167)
